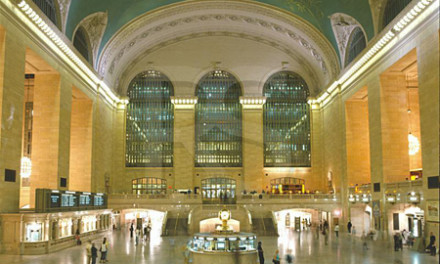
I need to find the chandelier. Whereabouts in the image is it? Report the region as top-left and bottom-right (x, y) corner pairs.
(408, 133), (420, 156)
(20, 157), (32, 178)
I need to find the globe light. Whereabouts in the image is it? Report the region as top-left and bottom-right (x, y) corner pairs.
(408, 133), (420, 155)
(20, 157), (32, 178)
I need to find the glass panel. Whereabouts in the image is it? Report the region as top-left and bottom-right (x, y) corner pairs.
(73, 27), (92, 64)
(201, 178), (236, 203)
(263, 71), (311, 167)
(131, 177), (167, 194)
(125, 71), (174, 167)
(382, 0), (412, 29)
(195, 71), (242, 167)
(345, 27), (366, 66)
(32, 0), (57, 25)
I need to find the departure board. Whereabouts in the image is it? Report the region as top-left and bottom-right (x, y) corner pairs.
(79, 194), (92, 206)
(35, 189), (107, 213)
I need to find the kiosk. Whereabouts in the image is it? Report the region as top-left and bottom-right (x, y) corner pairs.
(190, 209), (258, 264)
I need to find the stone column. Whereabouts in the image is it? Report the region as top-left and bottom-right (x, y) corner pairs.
(172, 97), (197, 190)
(30, 74), (72, 206)
(240, 97), (265, 192)
(0, 26), (25, 213)
(111, 100), (127, 193)
(367, 76), (386, 239)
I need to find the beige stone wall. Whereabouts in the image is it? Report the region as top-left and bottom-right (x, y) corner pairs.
(345, 99), (371, 185)
(173, 108), (195, 190)
(242, 108), (263, 192)
(379, 73), (410, 183)
(69, 94), (93, 192)
(0, 26), (25, 213)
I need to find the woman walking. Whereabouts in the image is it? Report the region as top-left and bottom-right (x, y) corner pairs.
(272, 249), (280, 264)
(100, 237), (109, 263)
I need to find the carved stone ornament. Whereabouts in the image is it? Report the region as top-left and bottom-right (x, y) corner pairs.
(96, 0), (340, 94)
(57, 0), (71, 33)
(330, 13), (365, 68)
(75, 12), (108, 68)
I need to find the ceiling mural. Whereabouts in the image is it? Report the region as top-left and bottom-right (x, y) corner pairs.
(65, 0), (374, 59)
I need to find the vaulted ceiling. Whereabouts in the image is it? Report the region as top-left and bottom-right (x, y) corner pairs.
(65, 0), (374, 56)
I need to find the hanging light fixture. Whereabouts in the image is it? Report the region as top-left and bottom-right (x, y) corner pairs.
(20, 157), (32, 178)
(406, 77), (420, 156)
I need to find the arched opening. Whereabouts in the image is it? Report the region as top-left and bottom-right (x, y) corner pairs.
(201, 178), (237, 204)
(131, 177), (167, 195)
(199, 218), (240, 233)
(345, 27), (367, 66)
(32, 0), (58, 26)
(125, 71), (174, 167)
(270, 177), (305, 194)
(195, 70), (242, 167)
(381, 0), (412, 30)
(263, 71), (311, 167)
(73, 27), (93, 65)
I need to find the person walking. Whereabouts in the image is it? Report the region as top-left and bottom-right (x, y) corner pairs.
(285, 249), (293, 264)
(427, 232), (436, 254)
(393, 233), (400, 251)
(361, 232), (369, 250)
(91, 243), (98, 264)
(315, 224), (320, 239)
(272, 249), (280, 264)
(135, 229), (140, 245)
(100, 237), (109, 263)
(347, 221), (352, 234)
(352, 226), (357, 236)
(129, 223), (134, 239)
(257, 241), (264, 264)
(86, 240), (92, 264)
(323, 229), (329, 245)
(334, 224), (340, 238)
(75, 229), (81, 245)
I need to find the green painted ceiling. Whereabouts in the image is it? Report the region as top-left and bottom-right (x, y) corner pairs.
(66, 0), (374, 58)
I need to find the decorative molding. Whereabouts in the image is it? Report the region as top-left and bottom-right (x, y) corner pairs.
(171, 96), (198, 109)
(57, 0), (71, 33)
(96, 0), (339, 94)
(75, 11), (108, 69)
(240, 96), (266, 109)
(330, 13), (366, 68)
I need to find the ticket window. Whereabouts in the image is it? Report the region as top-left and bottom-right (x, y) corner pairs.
(25, 222), (43, 242)
(59, 219), (73, 238)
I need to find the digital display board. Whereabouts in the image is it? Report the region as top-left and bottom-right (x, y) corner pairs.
(94, 195), (104, 206)
(79, 195), (91, 206)
(50, 193), (61, 208)
(35, 189), (107, 213)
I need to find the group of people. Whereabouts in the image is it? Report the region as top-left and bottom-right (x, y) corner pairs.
(129, 221), (152, 245)
(85, 238), (109, 264)
(257, 241), (293, 264)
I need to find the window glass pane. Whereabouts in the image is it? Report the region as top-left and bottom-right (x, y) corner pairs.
(132, 177), (167, 194)
(195, 71), (242, 167)
(32, 0), (57, 25)
(345, 27), (366, 66)
(382, 0), (412, 29)
(263, 71), (311, 167)
(125, 71), (174, 167)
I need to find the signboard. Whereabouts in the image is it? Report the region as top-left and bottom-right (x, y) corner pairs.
(372, 200), (381, 217)
(35, 189), (107, 213)
(426, 200), (439, 222)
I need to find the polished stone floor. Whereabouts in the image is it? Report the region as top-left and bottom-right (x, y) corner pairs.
(0, 227), (438, 264)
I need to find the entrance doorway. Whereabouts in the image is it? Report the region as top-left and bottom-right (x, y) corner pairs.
(199, 218), (240, 233)
(275, 209), (314, 232)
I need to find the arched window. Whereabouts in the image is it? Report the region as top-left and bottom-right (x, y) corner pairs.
(132, 177), (167, 195)
(263, 71), (311, 167)
(195, 70), (242, 167)
(32, 0), (58, 26)
(125, 71), (174, 167)
(73, 27), (93, 65)
(382, 0), (412, 29)
(201, 178), (236, 204)
(345, 27), (367, 66)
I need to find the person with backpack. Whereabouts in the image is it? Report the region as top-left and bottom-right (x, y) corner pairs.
(272, 249), (280, 264)
(100, 237), (109, 263)
(285, 249), (293, 263)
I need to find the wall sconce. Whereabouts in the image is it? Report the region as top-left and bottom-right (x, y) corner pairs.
(361, 194), (370, 203)
(408, 192), (420, 203)
(386, 194), (396, 204)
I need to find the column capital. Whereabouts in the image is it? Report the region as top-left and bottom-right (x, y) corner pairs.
(171, 96), (198, 109)
(239, 96), (266, 109)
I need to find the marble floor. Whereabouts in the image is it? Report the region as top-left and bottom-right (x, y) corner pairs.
(0, 227), (438, 264)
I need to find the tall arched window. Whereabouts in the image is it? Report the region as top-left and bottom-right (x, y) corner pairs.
(382, 0), (412, 29)
(263, 71), (311, 167)
(32, 0), (58, 26)
(73, 27), (93, 65)
(195, 70), (242, 167)
(125, 71), (174, 167)
(345, 27), (367, 66)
